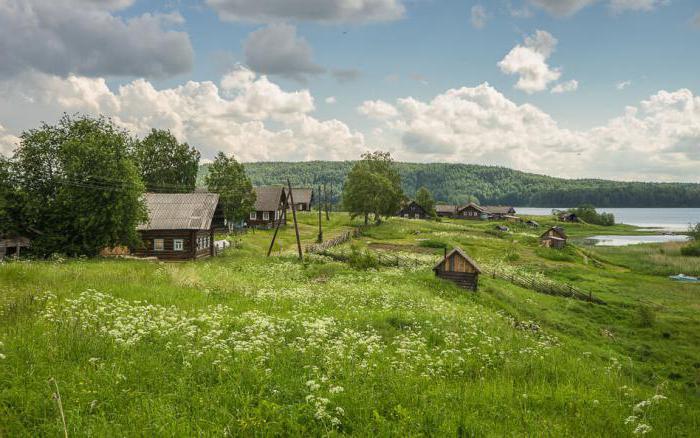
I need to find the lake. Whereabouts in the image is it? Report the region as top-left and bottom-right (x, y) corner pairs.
(516, 207), (700, 231)
(580, 235), (691, 247)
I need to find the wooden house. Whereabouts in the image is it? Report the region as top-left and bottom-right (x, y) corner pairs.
(483, 206), (517, 220)
(433, 247), (481, 291)
(559, 213), (579, 223)
(540, 226), (568, 249)
(435, 204), (457, 218)
(526, 220), (540, 228)
(247, 186), (287, 229)
(397, 200), (428, 219)
(133, 193), (223, 261)
(286, 187), (314, 212)
(0, 235), (31, 260)
(456, 202), (486, 220)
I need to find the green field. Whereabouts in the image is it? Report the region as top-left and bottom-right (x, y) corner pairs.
(1, 213), (699, 436)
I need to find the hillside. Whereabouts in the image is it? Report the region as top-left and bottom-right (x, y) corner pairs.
(2, 214), (699, 435)
(198, 161), (700, 207)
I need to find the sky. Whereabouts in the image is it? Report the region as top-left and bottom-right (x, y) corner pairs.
(0, 0), (699, 182)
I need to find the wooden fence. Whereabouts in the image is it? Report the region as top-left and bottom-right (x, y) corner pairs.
(305, 226), (365, 254)
(481, 266), (605, 305)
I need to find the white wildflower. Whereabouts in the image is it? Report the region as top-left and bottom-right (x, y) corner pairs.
(633, 423), (652, 435)
(624, 415), (638, 424)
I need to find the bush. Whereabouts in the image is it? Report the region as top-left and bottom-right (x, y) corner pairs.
(637, 305), (656, 328)
(680, 244), (700, 257)
(347, 244), (380, 270)
(418, 239), (447, 249)
(568, 205), (615, 226)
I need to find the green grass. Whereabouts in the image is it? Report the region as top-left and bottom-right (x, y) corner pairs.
(1, 213), (699, 436)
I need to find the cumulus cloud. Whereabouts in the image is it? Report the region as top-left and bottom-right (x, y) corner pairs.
(616, 80), (632, 90)
(244, 23), (324, 82)
(357, 100), (399, 119)
(0, 0), (193, 79)
(206, 0), (405, 23)
(0, 124), (19, 157)
(358, 85), (700, 181)
(0, 68), (365, 161)
(498, 30), (564, 93)
(470, 5), (488, 29)
(551, 80), (579, 93)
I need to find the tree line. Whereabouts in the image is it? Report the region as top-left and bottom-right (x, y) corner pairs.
(0, 115), (255, 257)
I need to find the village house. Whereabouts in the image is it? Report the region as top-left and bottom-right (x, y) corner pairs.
(482, 206), (517, 220)
(286, 187), (314, 212)
(559, 212), (579, 222)
(435, 204), (457, 218)
(433, 247), (481, 291)
(541, 226), (568, 249)
(133, 193), (224, 261)
(456, 202), (486, 220)
(248, 186), (287, 229)
(397, 200), (428, 219)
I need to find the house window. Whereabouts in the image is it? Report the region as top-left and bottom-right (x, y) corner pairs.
(263, 211), (270, 221)
(250, 211), (257, 220)
(174, 239), (184, 251)
(153, 239), (164, 251)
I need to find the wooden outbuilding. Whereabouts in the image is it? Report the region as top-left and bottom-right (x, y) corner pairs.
(435, 204), (458, 218)
(286, 187), (314, 212)
(397, 200), (428, 219)
(0, 235), (31, 260)
(456, 202), (486, 220)
(133, 193), (223, 261)
(247, 186), (287, 229)
(483, 206), (517, 220)
(540, 226), (568, 249)
(559, 213), (579, 223)
(433, 247), (481, 291)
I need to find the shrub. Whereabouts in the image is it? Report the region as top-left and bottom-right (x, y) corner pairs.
(680, 244), (700, 257)
(637, 305), (656, 328)
(347, 244), (380, 270)
(568, 205), (615, 226)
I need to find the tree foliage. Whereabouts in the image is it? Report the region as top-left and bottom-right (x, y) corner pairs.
(205, 152), (256, 224)
(11, 114), (146, 256)
(342, 151), (403, 224)
(567, 205), (615, 226)
(415, 186), (436, 217)
(132, 129), (200, 193)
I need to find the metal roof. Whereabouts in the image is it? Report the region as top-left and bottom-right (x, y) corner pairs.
(137, 193), (219, 231)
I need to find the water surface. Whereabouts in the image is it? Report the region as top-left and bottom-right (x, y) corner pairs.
(516, 207), (700, 231)
(581, 235), (691, 247)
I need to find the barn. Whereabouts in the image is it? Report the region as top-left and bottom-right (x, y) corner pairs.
(248, 186), (287, 229)
(435, 204), (457, 218)
(433, 247), (481, 291)
(483, 206), (517, 220)
(133, 193), (223, 261)
(456, 203), (486, 220)
(397, 200), (428, 219)
(541, 226), (568, 249)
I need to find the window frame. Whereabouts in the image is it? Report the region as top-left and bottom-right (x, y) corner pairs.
(153, 239), (164, 251)
(250, 211), (257, 220)
(262, 211), (270, 221)
(173, 239), (184, 251)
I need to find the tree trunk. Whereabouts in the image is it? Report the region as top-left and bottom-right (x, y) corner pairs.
(364, 213), (369, 225)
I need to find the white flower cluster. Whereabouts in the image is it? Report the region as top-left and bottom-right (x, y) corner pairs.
(624, 387), (668, 435)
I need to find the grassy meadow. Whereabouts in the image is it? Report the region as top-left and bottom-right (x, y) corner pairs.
(1, 212), (699, 436)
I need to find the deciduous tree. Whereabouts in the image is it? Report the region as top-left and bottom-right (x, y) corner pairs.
(343, 151), (403, 224)
(416, 186), (436, 217)
(132, 129), (200, 193)
(205, 152), (256, 225)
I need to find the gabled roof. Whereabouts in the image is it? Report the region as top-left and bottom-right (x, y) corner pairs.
(541, 226), (567, 240)
(435, 204), (457, 213)
(290, 187), (313, 205)
(457, 202), (485, 213)
(138, 193), (219, 231)
(254, 186), (286, 211)
(400, 200), (427, 213)
(433, 247), (482, 273)
(483, 206), (516, 215)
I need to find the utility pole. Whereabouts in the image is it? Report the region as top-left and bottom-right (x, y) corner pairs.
(325, 184), (331, 221)
(287, 179), (303, 260)
(317, 184), (323, 243)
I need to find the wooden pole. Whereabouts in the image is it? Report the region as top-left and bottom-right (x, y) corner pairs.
(317, 185), (323, 243)
(287, 179), (303, 260)
(267, 189), (287, 257)
(325, 184), (331, 221)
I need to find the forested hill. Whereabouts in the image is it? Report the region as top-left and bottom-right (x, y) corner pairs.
(197, 161), (700, 207)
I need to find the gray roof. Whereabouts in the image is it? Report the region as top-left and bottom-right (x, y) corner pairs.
(482, 206), (516, 215)
(138, 193), (219, 231)
(541, 226), (567, 240)
(458, 202), (485, 213)
(290, 187), (313, 205)
(254, 186), (286, 211)
(435, 204), (457, 213)
(434, 247), (482, 273)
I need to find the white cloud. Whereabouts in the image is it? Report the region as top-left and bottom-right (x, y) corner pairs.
(0, 124), (20, 157)
(357, 100), (399, 119)
(609, 0), (668, 13)
(0, 69), (364, 161)
(244, 23), (324, 82)
(325, 96), (337, 104)
(206, 0), (405, 23)
(470, 5), (488, 29)
(528, 0), (598, 17)
(498, 30), (563, 93)
(0, 0), (193, 79)
(551, 80), (579, 93)
(616, 80), (632, 90)
(358, 85), (700, 181)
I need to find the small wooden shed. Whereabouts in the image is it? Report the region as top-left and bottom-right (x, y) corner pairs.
(0, 236), (31, 260)
(433, 247), (481, 291)
(541, 226), (567, 249)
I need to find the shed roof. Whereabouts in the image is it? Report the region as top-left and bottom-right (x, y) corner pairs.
(541, 226), (568, 240)
(433, 247), (482, 273)
(290, 187), (313, 205)
(435, 204), (457, 213)
(254, 186), (286, 211)
(138, 193), (219, 231)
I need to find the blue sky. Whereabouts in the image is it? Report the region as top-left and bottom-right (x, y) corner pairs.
(0, 0), (699, 181)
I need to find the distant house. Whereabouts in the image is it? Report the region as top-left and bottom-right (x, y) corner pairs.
(286, 187), (314, 212)
(456, 203), (486, 220)
(559, 213), (579, 223)
(133, 193), (223, 261)
(248, 186), (287, 229)
(483, 206), (517, 220)
(526, 220), (540, 228)
(433, 247), (481, 291)
(397, 200), (428, 219)
(435, 204), (458, 218)
(540, 226), (568, 249)
(0, 235), (31, 260)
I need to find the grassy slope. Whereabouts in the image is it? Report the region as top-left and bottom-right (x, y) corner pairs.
(1, 214), (699, 436)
